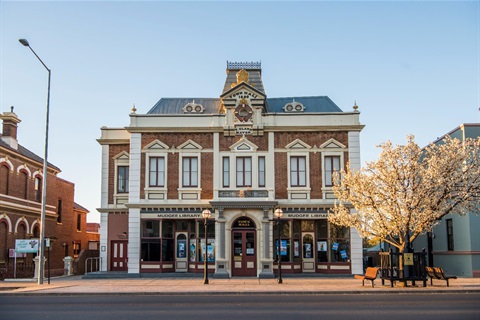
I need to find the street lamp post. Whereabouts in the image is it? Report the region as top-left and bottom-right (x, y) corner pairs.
(201, 209), (211, 285)
(19, 38), (51, 285)
(274, 208), (283, 284)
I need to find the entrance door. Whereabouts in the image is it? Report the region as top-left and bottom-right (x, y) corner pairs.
(302, 233), (315, 272)
(175, 232), (188, 272)
(232, 230), (256, 276)
(111, 240), (128, 271)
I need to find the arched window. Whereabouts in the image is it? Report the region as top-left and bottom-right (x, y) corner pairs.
(0, 221), (8, 264)
(0, 165), (9, 195)
(17, 223), (27, 239)
(20, 171), (28, 199)
(34, 176), (42, 202)
(33, 225), (40, 238)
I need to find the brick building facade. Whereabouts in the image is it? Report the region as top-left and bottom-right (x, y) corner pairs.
(0, 108), (99, 278)
(98, 62), (364, 277)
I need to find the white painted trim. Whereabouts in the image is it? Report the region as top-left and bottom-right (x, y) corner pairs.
(128, 207), (140, 273)
(348, 132), (361, 171)
(129, 133), (141, 203)
(14, 216), (29, 235)
(0, 214), (13, 233)
(0, 158), (14, 171)
(350, 225), (363, 274)
(101, 145), (109, 208)
(100, 212), (108, 271)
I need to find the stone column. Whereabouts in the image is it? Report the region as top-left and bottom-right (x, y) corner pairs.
(259, 209), (274, 278)
(63, 256), (74, 276)
(214, 208), (229, 278)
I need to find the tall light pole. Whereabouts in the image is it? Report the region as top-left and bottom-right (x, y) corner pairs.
(274, 208), (283, 284)
(19, 38), (51, 285)
(201, 209), (211, 284)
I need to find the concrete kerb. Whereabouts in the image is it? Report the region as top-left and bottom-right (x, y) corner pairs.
(1, 276), (480, 296)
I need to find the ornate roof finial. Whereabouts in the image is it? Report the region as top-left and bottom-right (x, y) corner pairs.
(131, 103), (137, 114)
(231, 69), (255, 88)
(353, 100), (359, 111)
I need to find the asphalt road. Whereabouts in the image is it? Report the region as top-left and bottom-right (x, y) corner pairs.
(1, 293), (479, 320)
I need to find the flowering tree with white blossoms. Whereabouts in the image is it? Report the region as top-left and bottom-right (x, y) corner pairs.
(328, 135), (480, 253)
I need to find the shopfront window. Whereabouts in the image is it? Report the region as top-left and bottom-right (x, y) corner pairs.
(198, 220), (215, 262)
(140, 219), (175, 262)
(274, 220), (291, 262)
(315, 220), (350, 263)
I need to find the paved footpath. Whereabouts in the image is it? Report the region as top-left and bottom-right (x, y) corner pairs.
(2, 276), (480, 295)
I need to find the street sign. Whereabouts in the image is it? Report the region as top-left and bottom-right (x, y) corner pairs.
(15, 239), (39, 253)
(45, 238), (50, 248)
(404, 253), (414, 266)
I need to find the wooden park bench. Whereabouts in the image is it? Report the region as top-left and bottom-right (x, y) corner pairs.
(354, 267), (379, 287)
(426, 266), (457, 287)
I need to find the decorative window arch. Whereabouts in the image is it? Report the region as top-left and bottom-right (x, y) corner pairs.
(30, 219), (40, 235)
(17, 164), (32, 177)
(0, 158), (14, 171)
(0, 214), (13, 233)
(15, 217), (29, 236)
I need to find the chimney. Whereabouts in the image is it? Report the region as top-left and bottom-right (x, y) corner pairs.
(0, 106), (21, 150)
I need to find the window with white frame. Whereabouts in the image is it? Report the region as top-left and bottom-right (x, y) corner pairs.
(258, 156), (265, 187)
(324, 156), (341, 187)
(149, 157), (165, 187)
(223, 157), (230, 187)
(182, 157), (198, 187)
(290, 156), (306, 187)
(117, 166), (129, 193)
(236, 157), (252, 187)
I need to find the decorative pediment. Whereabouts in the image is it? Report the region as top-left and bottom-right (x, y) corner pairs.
(230, 136), (258, 152)
(113, 151), (129, 160)
(285, 139), (311, 150)
(283, 100), (305, 112)
(143, 140), (169, 150)
(320, 139), (346, 149)
(182, 100), (205, 114)
(220, 83), (266, 101)
(177, 139), (202, 150)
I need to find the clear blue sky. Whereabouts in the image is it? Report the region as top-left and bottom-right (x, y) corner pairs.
(1, 1), (479, 223)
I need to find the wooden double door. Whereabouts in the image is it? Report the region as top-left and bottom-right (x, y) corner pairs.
(232, 230), (257, 277)
(111, 240), (128, 271)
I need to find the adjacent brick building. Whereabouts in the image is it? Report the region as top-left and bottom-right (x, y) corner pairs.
(98, 62), (364, 277)
(0, 108), (98, 278)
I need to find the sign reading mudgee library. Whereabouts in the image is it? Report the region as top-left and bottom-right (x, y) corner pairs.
(15, 239), (39, 253)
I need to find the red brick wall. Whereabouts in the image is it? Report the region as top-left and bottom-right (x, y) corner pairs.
(142, 133), (213, 149)
(219, 135), (269, 151)
(0, 149), (98, 277)
(274, 131), (349, 200)
(108, 144), (130, 204)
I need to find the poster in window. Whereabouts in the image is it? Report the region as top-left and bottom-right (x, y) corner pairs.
(332, 242), (339, 251)
(340, 250), (348, 259)
(294, 241), (300, 258)
(189, 240), (196, 262)
(177, 240), (186, 258)
(305, 243), (312, 258)
(207, 244), (215, 262)
(280, 240), (288, 256)
(317, 241), (327, 252)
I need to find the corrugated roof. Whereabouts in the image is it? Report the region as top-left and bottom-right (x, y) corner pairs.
(265, 96), (342, 113)
(146, 96), (343, 115)
(0, 136), (61, 171)
(74, 202), (89, 212)
(147, 98), (222, 115)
